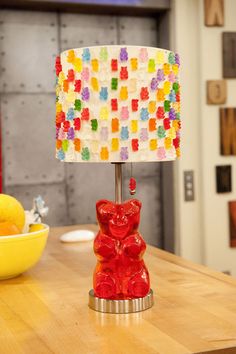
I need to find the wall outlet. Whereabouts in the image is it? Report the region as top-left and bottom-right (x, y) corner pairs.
(184, 171), (195, 202)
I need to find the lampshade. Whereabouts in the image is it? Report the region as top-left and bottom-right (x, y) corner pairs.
(55, 45), (181, 163)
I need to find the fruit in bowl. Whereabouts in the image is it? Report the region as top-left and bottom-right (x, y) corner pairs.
(0, 194), (49, 280)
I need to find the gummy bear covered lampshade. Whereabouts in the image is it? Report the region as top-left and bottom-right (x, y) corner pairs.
(55, 46), (181, 163)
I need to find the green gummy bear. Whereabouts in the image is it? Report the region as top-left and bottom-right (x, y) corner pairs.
(176, 112), (180, 120)
(74, 99), (82, 111)
(81, 147), (90, 161)
(62, 139), (69, 152)
(148, 59), (155, 68)
(164, 100), (170, 112)
(91, 119), (98, 131)
(157, 126), (166, 138)
(168, 52), (175, 64)
(173, 82), (179, 93)
(111, 78), (118, 90)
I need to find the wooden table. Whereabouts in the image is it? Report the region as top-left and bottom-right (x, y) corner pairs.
(1, 225), (236, 354)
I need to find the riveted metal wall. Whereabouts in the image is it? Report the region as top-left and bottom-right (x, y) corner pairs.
(0, 9), (166, 247)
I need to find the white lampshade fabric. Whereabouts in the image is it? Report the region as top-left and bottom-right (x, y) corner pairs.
(55, 45), (181, 163)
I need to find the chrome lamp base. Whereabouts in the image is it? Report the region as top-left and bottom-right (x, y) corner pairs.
(88, 289), (154, 314)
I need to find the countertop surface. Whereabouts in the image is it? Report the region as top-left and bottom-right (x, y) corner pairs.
(1, 224), (236, 354)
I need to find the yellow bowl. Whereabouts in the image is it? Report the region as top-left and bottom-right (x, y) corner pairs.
(0, 223), (49, 280)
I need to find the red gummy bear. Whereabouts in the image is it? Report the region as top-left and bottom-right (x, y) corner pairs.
(93, 199), (150, 300)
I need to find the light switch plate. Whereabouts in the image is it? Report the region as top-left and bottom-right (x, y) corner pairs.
(184, 171), (195, 202)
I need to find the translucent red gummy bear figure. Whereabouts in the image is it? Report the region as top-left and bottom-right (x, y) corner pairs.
(93, 199), (150, 300)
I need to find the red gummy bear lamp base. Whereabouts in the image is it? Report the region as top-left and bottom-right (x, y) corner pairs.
(88, 198), (154, 314)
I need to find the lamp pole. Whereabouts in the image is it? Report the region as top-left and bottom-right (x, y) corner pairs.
(114, 163), (123, 204)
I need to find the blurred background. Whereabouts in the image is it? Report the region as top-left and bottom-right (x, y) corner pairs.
(0, 0), (236, 276)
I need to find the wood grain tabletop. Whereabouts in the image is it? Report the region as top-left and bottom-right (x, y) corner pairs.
(1, 224), (236, 354)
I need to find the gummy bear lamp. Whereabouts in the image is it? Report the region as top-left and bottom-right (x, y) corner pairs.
(55, 46), (181, 313)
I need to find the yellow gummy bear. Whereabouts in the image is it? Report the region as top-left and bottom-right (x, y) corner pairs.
(164, 137), (172, 149)
(176, 147), (181, 157)
(156, 51), (164, 65)
(111, 138), (119, 151)
(130, 58), (138, 71)
(67, 90), (76, 103)
(58, 72), (65, 86)
(67, 49), (75, 64)
(157, 89), (165, 102)
(120, 86), (128, 100)
(172, 64), (179, 75)
(100, 147), (109, 160)
(91, 140), (99, 153)
(91, 77), (99, 91)
(56, 102), (62, 113)
(173, 102), (180, 113)
(91, 59), (99, 72)
(168, 127), (176, 139)
(74, 57), (82, 72)
(163, 63), (170, 76)
(163, 81), (171, 95)
(131, 120), (138, 133)
(172, 120), (180, 131)
(148, 101), (156, 114)
(100, 106), (109, 120)
(149, 139), (157, 150)
(56, 85), (61, 97)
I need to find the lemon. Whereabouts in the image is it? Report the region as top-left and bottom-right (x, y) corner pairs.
(0, 221), (20, 236)
(0, 194), (25, 232)
(29, 224), (45, 233)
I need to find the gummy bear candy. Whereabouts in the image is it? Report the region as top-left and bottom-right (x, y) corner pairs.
(62, 139), (69, 152)
(111, 118), (119, 132)
(120, 47), (128, 62)
(93, 199), (150, 299)
(168, 52), (175, 65)
(67, 108), (74, 121)
(82, 87), (90, 101)
(156, 106), (164, 119)
(100, 47), (108, 61)
(82, 48), (91, 63)
(55, 56), (62, 76)
(81, 68), (89, 82)
(63, 80), (69, 93)
(74, 58), (82, 72)
(131, 99), (138, 112)
(81, 108), (90, 121)
(120, 86), (128, 100)
(148, 59), (155, 73)
(121, 106), (129, 120)
(149, 118), (156, 132)
(91, 59), (99, 72)
(120, 66), (128, 80)
(81, 147), (90, 160)
(130, 58), (138, 70)
(140, 128), (148, 141)
(139, 48), (148, 62)
(131, 120), (138, 133)
(74, 80), (81, 93)
(169, 108), (176, 120)
(111, 59), (118, 71)
(67, 127), (75, 140)
(157, 126), (166, 138)
(100, 127), (108, 141)
(140, 87), (149, 100)
(163, 63), (170, 76)
(63, 121), (70, 132)
(99, 87), (108, 101)
(163, 118), (171, 130)
(157, 147), (166, 159)
(91, 119), (98, 131)
(157, 69), (165, 82)
(173, 82), (179, 93)
(74, 118), (81, 131)
(121, 126), (129, 140)
(173, 136), (180, 148)
(148, 101), (156, 114)
(163, 81), (171, 95)
(120, 147), (128, 161)
(156, 50), (164, 65)
(111, 138), (119, 151)
(100, 147), (109, 160)
(140, 108), (149, 121)
(149, 139), (157, 150)
(111, 78), (118, 90)
(150, 78), (158, 91)
(67, 69), (75, 82)
(74, 99), (82, 111)
(111, 98), (118, 111)
(57, 149), (65, 161)
(74, 138), (81, 152)
(164, 137), (172, 149)
(91, 77), (99, 91)
(100, 106), (109, 120)
(132, 138), (139, 152)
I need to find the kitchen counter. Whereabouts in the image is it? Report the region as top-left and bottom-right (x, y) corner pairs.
(1, 224), (236, 354)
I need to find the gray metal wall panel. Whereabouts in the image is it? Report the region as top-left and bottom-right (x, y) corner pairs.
(60, 14), (117, 51)
(124, 177), (162, 247)
(118, 16), (157, 46)
(0, 10), (58, 93)
(66, 163), (115, 224)
(5, 183), (67, 226)
(1, 94), (64, 186)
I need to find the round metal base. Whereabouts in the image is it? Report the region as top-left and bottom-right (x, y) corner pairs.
(88, 289), (154, 314)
